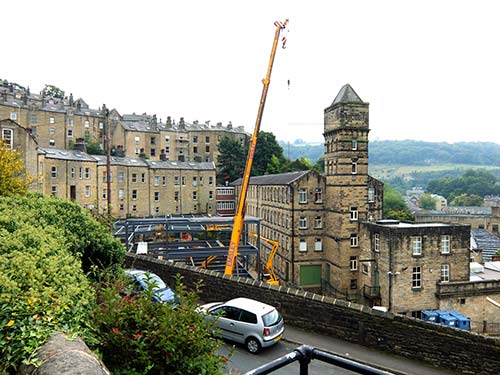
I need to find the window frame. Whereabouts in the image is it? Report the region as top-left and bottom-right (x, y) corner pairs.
(441, 264), (450, 282)
(412, 236), (422, 256)
(299, 189), (307, 204)
(412, 266), (422, 289)
(441, 235), (451, 254)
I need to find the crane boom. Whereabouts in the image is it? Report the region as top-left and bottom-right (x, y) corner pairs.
(224, 19), (288, 276)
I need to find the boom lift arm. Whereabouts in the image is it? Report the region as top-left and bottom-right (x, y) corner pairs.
(224, 19), (288, 276)
(248, 232), (279, 285)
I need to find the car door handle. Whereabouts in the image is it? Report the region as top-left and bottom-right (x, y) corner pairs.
(229, 322), (235, 326)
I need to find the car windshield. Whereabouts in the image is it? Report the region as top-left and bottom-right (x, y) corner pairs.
(136, 273), (167, 291)
(262, 309), (281, 326)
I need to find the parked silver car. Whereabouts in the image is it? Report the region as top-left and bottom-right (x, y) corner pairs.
(198, 297), (284, 353)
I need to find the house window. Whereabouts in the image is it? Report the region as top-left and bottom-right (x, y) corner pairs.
(79, 167), (83, 179)
(374, 233), (380, 252)
(71, 167), (76, 179)
(192, 177), (197, 186)
(141, 173), (145, 183)
(119, 204), (124, 211)
(67, 129), (73, 137)
(209, 191), (213, 200)
(49, 139), (55, 147)
(351, 161), (358, 174)
(362, 263), (369, 274)
(350, 207), (358, 221)
(99, 121), (104, 129)
(350, 279), (358, 290)
(67, 118), (73, 126)
(193, 191), (198, 201)
(165, 136), (170, 142)
(135, 148), (140, 155)
(352, 140), (358, 150)
(51, 185), (57, 196)
(118, 171), (125, 182)
(299, 216), (308, 229)
(10, 111), (17, 121)
(134, 136), (140, 144)
(132, 189), (137, 200)
(102, 188), (107, 200)
(102, 171), (108, 183)
(412, 236), (422, 256)
(209, 176), (214, 185)
(50, 116), (55, 124)
(151, 136), (156, 145)
(51, 166), (57, 178)
(132, 205), (137, 212)
(193, 135), (198, 143)
(31, 114), (38, 123)
(350, 234), (358, 247)
(174, 176), (180, 185)
(85, 185), (91, 197)
(412, 266), (422, 289)
(205, 145), (210, 153)
(132, 173), (137, 183)
(154, 192), (160, 201)
(193, 146), (198, 153)
(174, 191), (179, 201)
(299, 238), (307, 252)
(205, 136), (210, 143)
(162, 176), (167, 185)
(441, 264), (450, 282)
(314, 238), (322, 251)
(441, 235), (450, 254)
(154, 176), (160, 186)
(299, 189), (307, 204)
(368, 187), (375, 202)
(181, 176), (186, 185)
(49, 127), (55, 134)
(193, 203), (198, 211)
(118, 188), (125, 200)
(150, 149), (156, 157)
(84, 168), (90, 179)
(314, 216), (323, 229)
(155, 206), (160, 214)
(314, 188), (323, 203)
(350, 256), (358, 271)
(1, 129), (13, 148)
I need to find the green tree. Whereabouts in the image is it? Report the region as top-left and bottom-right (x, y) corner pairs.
(419, 194), (437, 210)
(313, 156), (324, 174)
(86, 140), (105, 155)
(450, 193), (483, 207)
(41, 84), (65, 99)
(252, 131), (286, 176)
(383, 183), (413, 220)
(427, 169), (500, 200)
(266, 154), (282, 174)
(216, 136), (246, 184)
(284, 157), (313, 172)
(0, 143), (31, 196)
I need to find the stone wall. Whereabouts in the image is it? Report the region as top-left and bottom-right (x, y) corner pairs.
(126, 253), (500, 375)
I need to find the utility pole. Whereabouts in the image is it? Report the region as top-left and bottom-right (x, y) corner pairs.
(103, 104), (111, 216)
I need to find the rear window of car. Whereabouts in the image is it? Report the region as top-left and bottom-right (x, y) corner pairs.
(262, 309), (281, 326)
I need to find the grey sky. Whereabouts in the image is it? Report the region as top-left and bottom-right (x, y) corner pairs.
(3, 0), (499, 144)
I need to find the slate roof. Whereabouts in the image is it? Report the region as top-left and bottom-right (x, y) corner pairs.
(121, 120), (158, 133)
(146, 160), (215, 170)
(230, 170), (312, 186)
(331, 84), (363, 105)
(39, 148), (97, 162)
(471, 228), (500, 261)
(92, 155), (148, 167)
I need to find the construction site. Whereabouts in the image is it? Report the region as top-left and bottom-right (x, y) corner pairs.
(113, 20), (288, 286)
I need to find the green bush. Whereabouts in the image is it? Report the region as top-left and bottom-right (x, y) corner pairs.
(0, 194), (125, 273)
(91, 273), (226, 375)
(0, 221), (95, 373)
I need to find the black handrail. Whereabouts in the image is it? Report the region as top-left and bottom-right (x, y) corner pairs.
(244, 345), (395, 375)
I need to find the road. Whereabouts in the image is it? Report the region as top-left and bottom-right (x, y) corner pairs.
(219, 340), (374, 375)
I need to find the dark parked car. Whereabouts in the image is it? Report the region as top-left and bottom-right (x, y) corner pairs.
(124, 269), (175, 303)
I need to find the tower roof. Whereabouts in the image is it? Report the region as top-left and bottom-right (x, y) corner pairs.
(331, 84), (363, 105)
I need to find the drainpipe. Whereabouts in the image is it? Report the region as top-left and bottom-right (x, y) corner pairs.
(388, 232), (393, 311)
(291, 184), (295, 284)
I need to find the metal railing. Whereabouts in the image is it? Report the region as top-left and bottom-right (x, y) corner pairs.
(244, 345), (395, 375)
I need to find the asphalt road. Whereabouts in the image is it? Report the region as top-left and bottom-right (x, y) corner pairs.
(219, 340), (373, 375)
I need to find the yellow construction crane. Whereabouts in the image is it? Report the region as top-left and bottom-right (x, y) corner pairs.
(224, 19), (288, 276)
(248, 232), (279, 286)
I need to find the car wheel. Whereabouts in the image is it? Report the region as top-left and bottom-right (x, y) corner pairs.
(245, 337), (261, 354)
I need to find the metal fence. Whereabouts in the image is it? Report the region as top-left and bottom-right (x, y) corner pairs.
(243, 345), (395, 375)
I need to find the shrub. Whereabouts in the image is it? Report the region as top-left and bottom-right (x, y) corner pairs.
(0, 194), (125, 273)
(0, 221), (95, 373)
(91, 273), (226, 374)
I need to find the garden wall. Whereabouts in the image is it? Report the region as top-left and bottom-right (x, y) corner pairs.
(127, 253), (500, 375)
